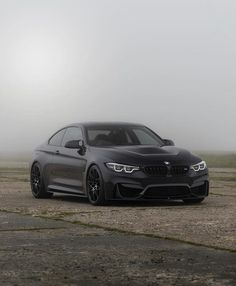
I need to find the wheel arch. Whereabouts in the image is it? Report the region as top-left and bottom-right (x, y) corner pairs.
(84, 163), (97, 195)
(84, 163), (104, 196)
(30, 160), (48, 189)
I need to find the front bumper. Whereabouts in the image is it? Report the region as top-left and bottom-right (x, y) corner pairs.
(102, 166), (209, 200)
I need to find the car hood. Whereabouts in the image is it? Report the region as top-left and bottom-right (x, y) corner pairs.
(90, 145), (201, 166)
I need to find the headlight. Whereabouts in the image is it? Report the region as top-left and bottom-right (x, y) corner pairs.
(106, 163), (140, 174)
(190, 161), (207, 172)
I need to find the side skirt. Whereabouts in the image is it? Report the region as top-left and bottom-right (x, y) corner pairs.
(48, 185), (87, 197)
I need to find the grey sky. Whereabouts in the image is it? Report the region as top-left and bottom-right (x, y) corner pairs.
(0, 0), (235, 153)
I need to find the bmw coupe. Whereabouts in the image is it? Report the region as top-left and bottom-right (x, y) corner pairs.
(30, 122), (209, 205)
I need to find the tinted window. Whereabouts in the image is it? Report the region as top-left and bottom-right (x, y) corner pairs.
(86, 126), (163, 147)
(87, 128), (132, 146)
(48, 129), (66, 146)
(87, 127), (133, 146)
(87, 129), (111, 141)
(62, 127), (83, 147)
(132, 128), (160, 145)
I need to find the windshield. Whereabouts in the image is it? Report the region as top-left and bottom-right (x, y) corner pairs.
(85, 125), (164, 147)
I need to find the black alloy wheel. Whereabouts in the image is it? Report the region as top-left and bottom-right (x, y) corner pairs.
(87, 165), (106, 205)
(30, 163), (53, 199)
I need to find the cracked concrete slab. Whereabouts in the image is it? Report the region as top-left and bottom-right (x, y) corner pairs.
(0, 168), (235, 285)
(0, 212), (69, 231)
(0, 211), (235, 286)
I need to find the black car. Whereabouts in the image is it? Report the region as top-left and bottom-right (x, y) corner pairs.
(30, 122), (209, 205)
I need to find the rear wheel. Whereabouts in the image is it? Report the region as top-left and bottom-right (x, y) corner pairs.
(183, 198), (205, 204)
(87, 165), (106, 206)
(30, 163), (53, 199)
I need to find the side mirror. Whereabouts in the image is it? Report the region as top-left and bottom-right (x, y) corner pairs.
(163, 139), (175, 146)
(65, 140), (86, 155)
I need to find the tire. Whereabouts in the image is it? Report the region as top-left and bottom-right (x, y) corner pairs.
(183, 198), (205, 204)
(87, 165), (106, 206)
(30, 163), (53, 199)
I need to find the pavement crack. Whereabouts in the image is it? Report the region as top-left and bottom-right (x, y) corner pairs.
(0, 207), (235, 253)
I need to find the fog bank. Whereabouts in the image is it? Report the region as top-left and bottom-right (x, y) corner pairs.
(0, 0), (235, 154)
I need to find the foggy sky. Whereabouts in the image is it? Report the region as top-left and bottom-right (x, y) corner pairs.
(0, 0), (236, 154)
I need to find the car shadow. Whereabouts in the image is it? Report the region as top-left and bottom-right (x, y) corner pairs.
(51, 194), (185, 207)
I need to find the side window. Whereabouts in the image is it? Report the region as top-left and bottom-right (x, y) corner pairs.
(62, 127), (83, 147)
(48, 129), (66, 146)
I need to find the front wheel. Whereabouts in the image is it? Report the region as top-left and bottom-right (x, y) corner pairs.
(183, 198), (205, 204)
(87, 165), (106, 206)
(30, 163), (53, 199)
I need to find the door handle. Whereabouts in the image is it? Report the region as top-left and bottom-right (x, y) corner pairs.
(55, 150), (60, 155)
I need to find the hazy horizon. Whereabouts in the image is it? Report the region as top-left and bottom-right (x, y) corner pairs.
(0, 0), (236, 154)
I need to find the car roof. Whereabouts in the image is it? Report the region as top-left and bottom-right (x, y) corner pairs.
(65, 122), (145, 128)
